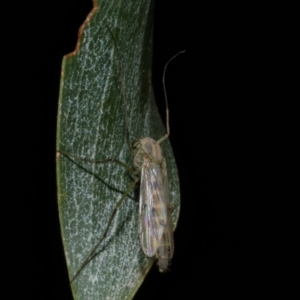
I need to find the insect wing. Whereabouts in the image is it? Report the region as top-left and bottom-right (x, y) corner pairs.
(156, 166), (174, 272)
(139, 160), (174, 260)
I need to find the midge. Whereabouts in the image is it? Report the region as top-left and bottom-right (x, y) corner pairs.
(59, 31), (184, 281)
(133, 50), (184, 273)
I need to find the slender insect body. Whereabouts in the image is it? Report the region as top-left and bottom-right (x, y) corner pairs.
(134, 137), (174, 272)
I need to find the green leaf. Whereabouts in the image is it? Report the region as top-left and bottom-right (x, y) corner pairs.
(56, 1), (180, 299)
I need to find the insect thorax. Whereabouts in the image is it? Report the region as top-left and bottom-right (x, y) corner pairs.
(133, 137), (164, 171)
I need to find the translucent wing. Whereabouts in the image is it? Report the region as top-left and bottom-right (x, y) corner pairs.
(139, 159), (174, 271)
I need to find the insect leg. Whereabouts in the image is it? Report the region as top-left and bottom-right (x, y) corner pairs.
(57, 149), (136, 174)
(57, 150), (140, 282)
(70, 177), (139, 283)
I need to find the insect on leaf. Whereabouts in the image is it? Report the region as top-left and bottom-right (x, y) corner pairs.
(56, 1), (180, 299)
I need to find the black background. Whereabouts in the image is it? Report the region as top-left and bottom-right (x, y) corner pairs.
(2, 1), (294, 299)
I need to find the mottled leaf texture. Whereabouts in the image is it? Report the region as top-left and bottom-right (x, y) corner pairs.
(56, 1), (180, 299)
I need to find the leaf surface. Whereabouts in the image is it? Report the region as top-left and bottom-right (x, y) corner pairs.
(56, 1), (180, 299)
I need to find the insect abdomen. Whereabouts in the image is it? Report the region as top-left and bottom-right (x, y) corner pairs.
(156, 245), (169, 272)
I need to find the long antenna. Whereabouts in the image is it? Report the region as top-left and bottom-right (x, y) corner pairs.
(157, 50), (185, 144)
(106, 26), (133, 154)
